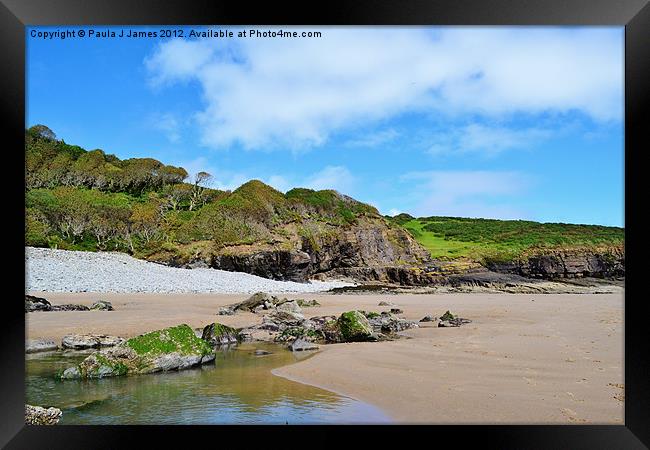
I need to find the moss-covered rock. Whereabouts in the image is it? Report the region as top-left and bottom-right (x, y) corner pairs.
(201, 322), (240, 346)
(59, 324), (215, 380)
(337, 311), (375, 342)
(440, 310), (456, 321)
(358, 310), (380, 319)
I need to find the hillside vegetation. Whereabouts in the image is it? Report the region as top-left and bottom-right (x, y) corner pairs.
(25, 125), (624, 278)
(389, 214), (624, 264)
(24, 125), (389, 264)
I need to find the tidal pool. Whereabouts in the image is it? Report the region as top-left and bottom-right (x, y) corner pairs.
(26, 343), (390, 425)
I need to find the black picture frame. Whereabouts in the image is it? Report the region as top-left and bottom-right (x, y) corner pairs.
(1, 0), (647, 447)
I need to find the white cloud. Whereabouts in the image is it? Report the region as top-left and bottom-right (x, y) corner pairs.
(149, 112), (181, 143)
(345, 128), (399, 148)
(145, 27), (622, 150)
(266, 175), (292, 193)
(427, 123), (552, 156)
(174, 158), (356, 194)
(388, 208), (403, 216)
(304, 166), (356, 192)
(402, 170), (533, 219)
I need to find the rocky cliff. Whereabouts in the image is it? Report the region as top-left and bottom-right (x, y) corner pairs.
(207, 217), (432, 282)
(485, 246), (624, 279)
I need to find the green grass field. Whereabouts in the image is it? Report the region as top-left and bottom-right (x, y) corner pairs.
(391, 214), (624, 263)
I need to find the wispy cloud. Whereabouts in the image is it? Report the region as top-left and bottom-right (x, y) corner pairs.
(345, 128), (399, 148)
(303, 165), (355, 192)
(401, 170), (534, 219)
(148, 112), (181, 143)
(174, 158), (356, 194)
(427, 123), (553, 156)
(145, 27), (622, 151)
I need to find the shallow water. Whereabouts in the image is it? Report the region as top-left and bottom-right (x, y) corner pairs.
(26, 343), (390, 424)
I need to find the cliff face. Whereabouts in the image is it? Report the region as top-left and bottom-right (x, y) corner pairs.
(206, 217), (431, 282)
(485, 247), (625, 279)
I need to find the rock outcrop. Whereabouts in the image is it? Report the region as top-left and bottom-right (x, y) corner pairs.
(25, 405), (62, 425)
(26, 295), (115, 312)
(61, 334), (125, 350)
(59, 324), (215, 379)
(188, 217), (432, 283)
(25, 295), (51, 312)
(486, 248), (624, 279)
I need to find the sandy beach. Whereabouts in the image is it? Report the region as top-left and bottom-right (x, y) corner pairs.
(26, 290), (624, 424)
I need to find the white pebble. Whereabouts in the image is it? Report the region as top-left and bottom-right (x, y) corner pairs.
(25, 247), (353, 294)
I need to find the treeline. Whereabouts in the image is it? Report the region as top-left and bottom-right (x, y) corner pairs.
(25, 126), (380, 257)
(26, 125), (188, 194)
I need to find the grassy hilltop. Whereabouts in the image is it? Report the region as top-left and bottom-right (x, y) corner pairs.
(25, 125), (385, 264)
(389, 214), (624, 265)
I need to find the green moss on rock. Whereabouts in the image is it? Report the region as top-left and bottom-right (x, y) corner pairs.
(126, 324), (212, 357)
(440, 310), (456, 321)
(337, 311), (374, 342)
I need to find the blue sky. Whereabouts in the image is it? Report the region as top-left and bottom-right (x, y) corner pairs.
(27, 26), (624, 226)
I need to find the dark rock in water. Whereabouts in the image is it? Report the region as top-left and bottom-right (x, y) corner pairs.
(367, 312), (418, 334)
(289, 338), (319, 352)
(201, 323), (240, 346)
(254, 349), (272, 356)
(61, 334), (125, 350)
(390, 308), (403, 314)
(60, 324), (215, 379)
(378, 301), (395, 306)
(26, 339), (58, 353)
(25, 295), (51, 312)
(419, 315), (436, 322)
(50, 304), (90, 311)
(25, 405), (62, 425)
(337, 311), (376, 342)
(90, 300), (113, 311)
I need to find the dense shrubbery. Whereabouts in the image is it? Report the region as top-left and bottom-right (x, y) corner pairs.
(418, 216), (623, 247)
(25, 126), (380, 256)
(26, 125), (188, 194)
(389, 215), (624, 261)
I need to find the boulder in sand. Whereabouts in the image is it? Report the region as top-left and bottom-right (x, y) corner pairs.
(337, 311), (377, 342)
(90, 300), (113, 311)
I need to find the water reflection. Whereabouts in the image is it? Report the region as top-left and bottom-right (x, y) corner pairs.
(26, 343), (390, 424)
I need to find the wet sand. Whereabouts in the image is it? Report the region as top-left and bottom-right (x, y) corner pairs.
(26, 290), (624, 424)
